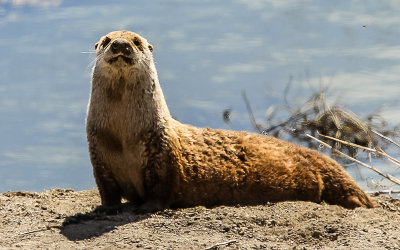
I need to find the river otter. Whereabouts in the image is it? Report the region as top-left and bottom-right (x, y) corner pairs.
(86, 30), (375, 210)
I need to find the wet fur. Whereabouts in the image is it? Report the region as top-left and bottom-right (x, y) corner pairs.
(86, 31), (375, 210)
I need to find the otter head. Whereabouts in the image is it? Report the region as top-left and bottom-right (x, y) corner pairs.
(94, 30), (154, 70)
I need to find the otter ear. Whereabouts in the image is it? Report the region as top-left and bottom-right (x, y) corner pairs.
(148, 44), (154, 52)
(95, 42), (99, 50)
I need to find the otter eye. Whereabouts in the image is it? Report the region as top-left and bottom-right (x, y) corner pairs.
(133, 38), (141, 47)
(102, 37), (111, 47)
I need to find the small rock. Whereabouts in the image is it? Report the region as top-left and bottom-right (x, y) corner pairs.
(312, 231), (322, 238)
(326, 227), (337, 233)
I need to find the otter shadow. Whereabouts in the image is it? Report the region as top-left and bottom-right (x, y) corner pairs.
(60, 203), (151, 241)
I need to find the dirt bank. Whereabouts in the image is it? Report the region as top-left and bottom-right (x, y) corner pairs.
(0, 189), (399, 249)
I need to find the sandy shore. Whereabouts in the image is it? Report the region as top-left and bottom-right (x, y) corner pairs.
(0, 189), (399, 249)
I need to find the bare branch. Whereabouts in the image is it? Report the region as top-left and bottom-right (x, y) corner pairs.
(205, 240), (238, 250)
(242, 91), (261, 132)
(318, 132), (400, 167)
(305, 133), (400, 186)
(367, 190), (400, 195)
(372, 130), (400, 149)
(18, 228), (48, 236)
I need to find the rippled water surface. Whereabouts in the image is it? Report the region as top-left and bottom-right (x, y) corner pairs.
(1, 0), (400, 192)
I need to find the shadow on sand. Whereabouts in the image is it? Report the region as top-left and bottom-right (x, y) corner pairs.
(60, 203), (151, 241)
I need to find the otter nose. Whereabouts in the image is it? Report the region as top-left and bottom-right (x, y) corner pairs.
(110, 38), (132, 55)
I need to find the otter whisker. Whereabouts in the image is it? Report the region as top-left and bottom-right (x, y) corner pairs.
(80, 51), (96, 54)
(87, 57), (98, 69)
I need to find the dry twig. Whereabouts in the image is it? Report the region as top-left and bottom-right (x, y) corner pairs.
(372, 130), (400, 149)
(367, 190), (400, 195)
(18, 228), (48, 236)
(317, 132), (400, 167)
(205, 239), (238, 250)
(305, 133), (400, 186)
(242, 91), (262, 132)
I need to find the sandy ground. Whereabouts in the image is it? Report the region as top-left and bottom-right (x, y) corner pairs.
(0, 189), (400, 249)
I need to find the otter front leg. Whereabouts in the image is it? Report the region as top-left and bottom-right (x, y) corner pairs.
(87, 126), (123, 207)
(139, 157), (178, 212)
(92, 163), (122, 207)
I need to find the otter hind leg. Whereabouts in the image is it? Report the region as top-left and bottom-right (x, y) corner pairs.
(339, 191), (375, 209)
(320, 170), (375, 209)
(293, 158), (375, 209)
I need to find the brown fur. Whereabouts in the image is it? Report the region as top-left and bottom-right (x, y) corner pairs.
(86, 30), (375, 211)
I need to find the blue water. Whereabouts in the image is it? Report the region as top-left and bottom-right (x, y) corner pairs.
(1, 0), (400, 193)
